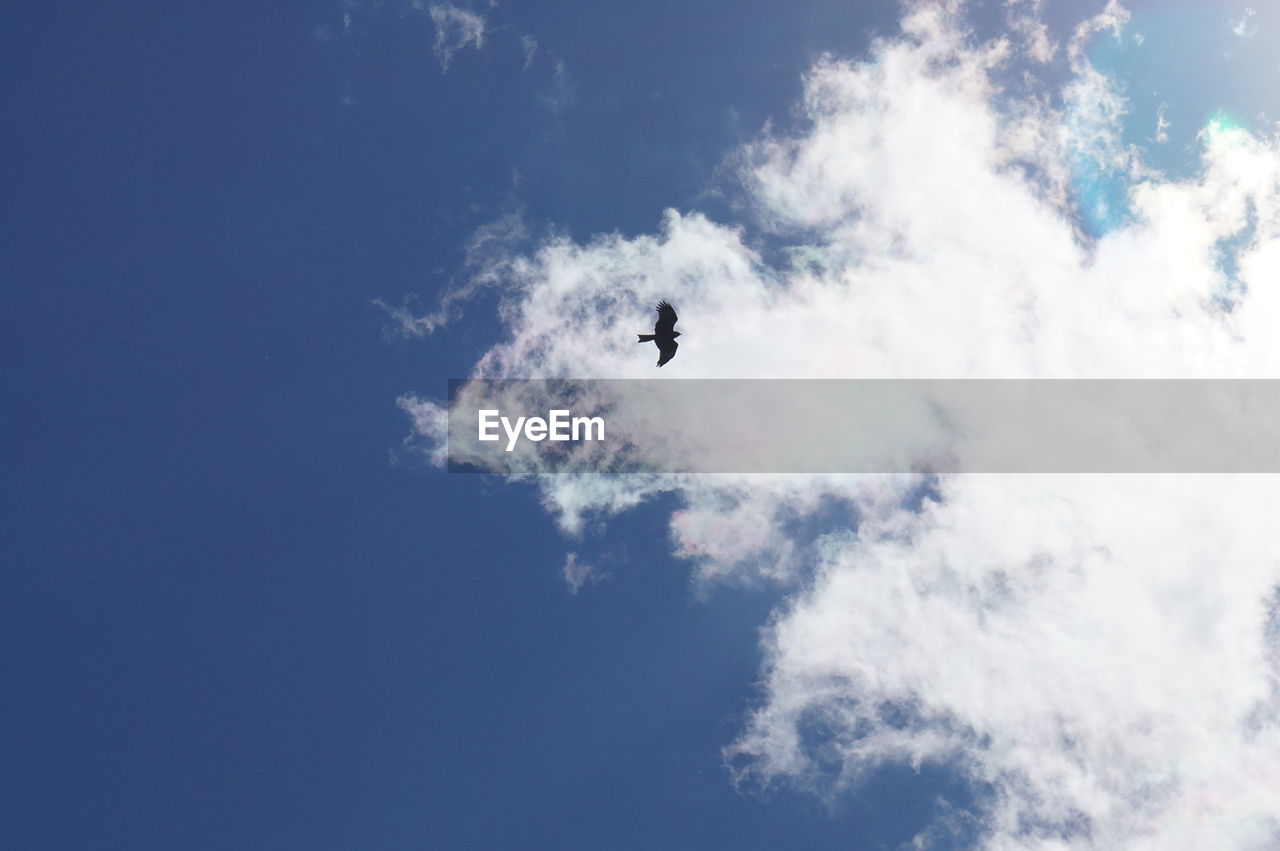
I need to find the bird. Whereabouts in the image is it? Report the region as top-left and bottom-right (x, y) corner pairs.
(637, 301), (681, 366)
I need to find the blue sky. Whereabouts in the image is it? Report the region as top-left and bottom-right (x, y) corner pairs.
(0, 1), (919, 847)
(6, 1), (1280, 849)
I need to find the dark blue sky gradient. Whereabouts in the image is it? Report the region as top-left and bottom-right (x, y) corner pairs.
(0, 1), (993, 847)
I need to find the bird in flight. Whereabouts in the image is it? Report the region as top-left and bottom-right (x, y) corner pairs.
(637, 301), (681, 367)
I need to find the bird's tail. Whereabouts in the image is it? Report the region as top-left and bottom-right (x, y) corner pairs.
(637, 334), (655, 342)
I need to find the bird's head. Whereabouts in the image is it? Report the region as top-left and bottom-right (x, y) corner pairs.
(673, 331), (683, 338)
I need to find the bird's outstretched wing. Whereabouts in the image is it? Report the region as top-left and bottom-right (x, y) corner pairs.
(656, 339), (678, 367)
(654, 301), (678, 336)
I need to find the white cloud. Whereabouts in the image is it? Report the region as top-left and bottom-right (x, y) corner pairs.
(1231, 8), (1258, 39)
(403, 0), (1280, 845)
(397, 394), (448, 467)
(537, 56), (575, 116)
(426, 3), (485, 71)
(1154, 102), (1170, 144)
(1005, 0), (1057, 63)
(521, 34), (538, 71)
(727, 475), (1280, 848)
(562, 552), (604, 594)
(1066, 0), (1129, 63)
(377, 206), (529, 337)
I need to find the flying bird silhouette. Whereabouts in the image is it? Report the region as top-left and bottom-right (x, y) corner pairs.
(637, 301), (681, 367)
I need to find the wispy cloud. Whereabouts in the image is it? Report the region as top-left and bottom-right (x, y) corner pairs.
(402, 0), (1280, 844)
(1005, 0), (1057, 63)
(426, 3), (485, 71)
(538, 56), (575, 116)
(521, 34), (538, 71)
(334, 2), (545, 74)
(377, 205), (528, 338)
(562, 552), (605, 594)
(1231, 7), (1258, 39)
